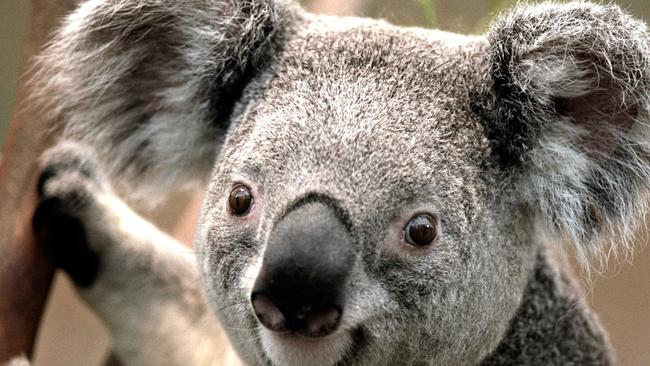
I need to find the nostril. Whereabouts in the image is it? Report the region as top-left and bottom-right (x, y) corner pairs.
(303, 306), (341, 337)
(251, 292), (343, 337)
(252, 293), (286, 332)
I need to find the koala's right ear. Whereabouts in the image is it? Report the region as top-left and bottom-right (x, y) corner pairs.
(32, 0), (296, 203)
(478, 3), (650, 261)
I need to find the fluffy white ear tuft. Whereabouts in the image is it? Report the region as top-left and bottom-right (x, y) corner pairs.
(480, 2), (650, 263)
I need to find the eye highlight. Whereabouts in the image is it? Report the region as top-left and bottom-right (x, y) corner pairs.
(228, 184), (254, 216)
(404, 214), (438, 247)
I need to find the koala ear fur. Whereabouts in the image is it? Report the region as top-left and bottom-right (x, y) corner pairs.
(33, 0), (291, 205)
(480, 2), (650, 261)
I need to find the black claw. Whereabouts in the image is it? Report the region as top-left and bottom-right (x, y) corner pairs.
(37, 166), (57, 197)
(33, 198), (100, 288)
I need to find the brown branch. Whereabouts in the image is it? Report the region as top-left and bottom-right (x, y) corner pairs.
(0, 0), (77, 361)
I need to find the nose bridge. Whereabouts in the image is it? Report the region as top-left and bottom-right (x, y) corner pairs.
(265, 199), (354, 301)
(251, 197), (355, 336)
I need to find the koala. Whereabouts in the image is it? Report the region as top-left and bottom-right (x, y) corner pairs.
(30, 0), (650, 365)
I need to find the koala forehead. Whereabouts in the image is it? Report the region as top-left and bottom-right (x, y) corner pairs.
(217, 16), (494, 224)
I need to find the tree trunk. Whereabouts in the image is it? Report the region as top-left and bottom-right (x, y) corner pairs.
(0, 0), (77, 361)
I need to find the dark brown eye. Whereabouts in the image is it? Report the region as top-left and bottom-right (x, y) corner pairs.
(229, 184), (253, 216)
(404, 214), (438, 247)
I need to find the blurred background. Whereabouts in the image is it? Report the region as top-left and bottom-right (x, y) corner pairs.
(1, 0), (649, 365)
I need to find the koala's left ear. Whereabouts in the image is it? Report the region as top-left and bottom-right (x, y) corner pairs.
(479, 3), (650, 258)
(33, 0), (298, 204)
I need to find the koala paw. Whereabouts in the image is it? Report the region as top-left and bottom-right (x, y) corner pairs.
(33, 142), (106, 288)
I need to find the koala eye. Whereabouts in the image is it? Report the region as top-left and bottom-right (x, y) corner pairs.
(228, 184), (253, 216)
(404, 214), (438, 247)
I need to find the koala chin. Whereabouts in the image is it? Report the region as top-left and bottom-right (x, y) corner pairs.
(259, 328), (353, 366)
(31, 0), (650, 365)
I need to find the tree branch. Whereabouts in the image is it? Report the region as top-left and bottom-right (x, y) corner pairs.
(0, 0), (77, 361)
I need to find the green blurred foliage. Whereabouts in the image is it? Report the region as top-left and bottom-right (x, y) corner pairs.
(416, 0), (437, 27)
(416, 0), (578, 33)
(0, 2), (31, 147)
(415, 0), (518, 32)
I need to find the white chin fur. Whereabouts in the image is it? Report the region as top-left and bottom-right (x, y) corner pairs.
(260, 329), (352, 366)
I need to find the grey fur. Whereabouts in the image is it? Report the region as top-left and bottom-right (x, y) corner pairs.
(30, 0), (650, 365)
(32, 0), (287, 204)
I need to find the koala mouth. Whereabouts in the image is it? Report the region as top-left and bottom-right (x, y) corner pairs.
(259, 326), (364, 366)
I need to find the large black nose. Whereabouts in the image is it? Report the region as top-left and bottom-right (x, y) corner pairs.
(251, 201), (354, 338)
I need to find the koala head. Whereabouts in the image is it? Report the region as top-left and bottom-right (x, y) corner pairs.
(36, 1), (650, 365)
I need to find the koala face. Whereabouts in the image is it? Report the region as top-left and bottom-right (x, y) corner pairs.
(36, 0), (650, 365)
(196, 22), (535, 366)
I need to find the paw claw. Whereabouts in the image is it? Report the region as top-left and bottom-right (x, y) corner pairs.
(36, 166), (56, 197)
(37, 141), (107, 202)
(34, 141), (105, 287)
(38, 141), (104, 197)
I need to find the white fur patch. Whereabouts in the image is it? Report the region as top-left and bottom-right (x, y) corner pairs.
(241, 254), (264, 293)
(260, 329), (352, 366)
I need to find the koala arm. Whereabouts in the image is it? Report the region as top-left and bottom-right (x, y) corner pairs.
(33, 143), (232, 366)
